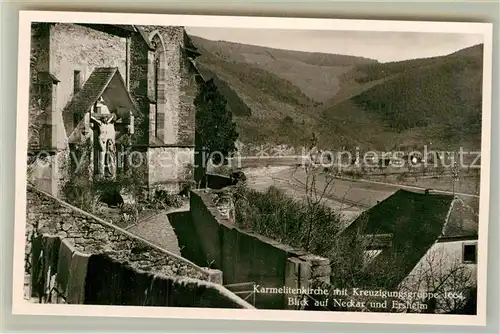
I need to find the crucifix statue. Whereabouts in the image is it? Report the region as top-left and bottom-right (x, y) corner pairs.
(90, 98), (117, 179)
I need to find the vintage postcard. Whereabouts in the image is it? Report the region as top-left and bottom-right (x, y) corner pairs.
(13, 10), (492, 325)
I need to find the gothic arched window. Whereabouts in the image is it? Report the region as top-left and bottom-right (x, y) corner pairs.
(150, 33), (166, 142)
(155, 57), (160, 116)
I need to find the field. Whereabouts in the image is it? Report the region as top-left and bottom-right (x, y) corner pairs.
(241, 166), (481, 225)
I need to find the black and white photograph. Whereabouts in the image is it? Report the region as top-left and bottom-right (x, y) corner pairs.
(13, 11), (492, 325)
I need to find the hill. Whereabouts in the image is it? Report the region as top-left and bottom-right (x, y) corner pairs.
(317, 44), (484, 151)
(190, 36), (376, 102)
(189, 34), (484, 152)
(194, 51), (319, 148)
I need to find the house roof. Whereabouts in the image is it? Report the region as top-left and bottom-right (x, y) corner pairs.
(63, 67), (138, 117)
(342, 189), (455, 289)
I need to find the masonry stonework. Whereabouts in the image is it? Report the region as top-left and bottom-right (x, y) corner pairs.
(190, 189), (331, 309)
(29, 23), (199, 197)
(25, 189), (256, 308)
(178, 42), (197, 146)
(129, 26), (196, 148)
(128, 25), (197, 194)
(50, 23), (127, 115)
(25, 186), (208, 279)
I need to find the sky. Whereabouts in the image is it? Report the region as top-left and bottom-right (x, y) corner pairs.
(185, 27), (483, 63)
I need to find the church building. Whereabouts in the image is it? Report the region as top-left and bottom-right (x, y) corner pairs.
(28, 22), (204, 197)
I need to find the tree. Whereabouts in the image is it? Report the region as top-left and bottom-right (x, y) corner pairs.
(397, 245), (477, 314)
(297, 133), (337, 250)
(195, 78), (239, 164)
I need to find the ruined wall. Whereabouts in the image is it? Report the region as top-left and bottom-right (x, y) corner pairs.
(190, 189), (331, 309)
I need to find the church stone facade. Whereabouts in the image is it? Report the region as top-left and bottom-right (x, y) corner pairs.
(29, 23), (203, 197)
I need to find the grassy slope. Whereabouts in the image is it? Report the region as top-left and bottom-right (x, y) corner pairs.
(195, 53), (316, 147)
(191, 36), (376, 102)
(191, 35), (484, 152)
(319, 44), (484, 151)
(191, 36), (378, 148)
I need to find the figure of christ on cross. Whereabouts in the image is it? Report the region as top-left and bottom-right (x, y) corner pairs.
(90, 112), (117, 179)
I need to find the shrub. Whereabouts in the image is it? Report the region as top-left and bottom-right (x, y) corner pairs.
(342, 170), (363, 179)
(149, 190), (184, 210)
(233, 185), (343, 256)
(179, 180), (196, 197)
(120, 203), (140, 225)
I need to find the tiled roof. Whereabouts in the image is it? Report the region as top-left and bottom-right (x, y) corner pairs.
(63, 67), (116, 116)
(342, 189), (455, 288)
(63, 67), (138, 117)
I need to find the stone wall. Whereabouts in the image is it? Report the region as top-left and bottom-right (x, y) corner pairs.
(147, 146), (194, 194)
(25, 186), (258, 308)
(30, 23), (57, 150)
(128, 25), (197, 193)
(177, 45), (197, 147)
(27, 150), (67, 198)
(190, 189), (331, 309)
(25, 186), (209, 279)
(29, 23), (49, 149)
(25, 186), (257, 308)
(129, 31), (150, 144)
(29, 234), (251, 309)
(27, 153), (56, 195)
